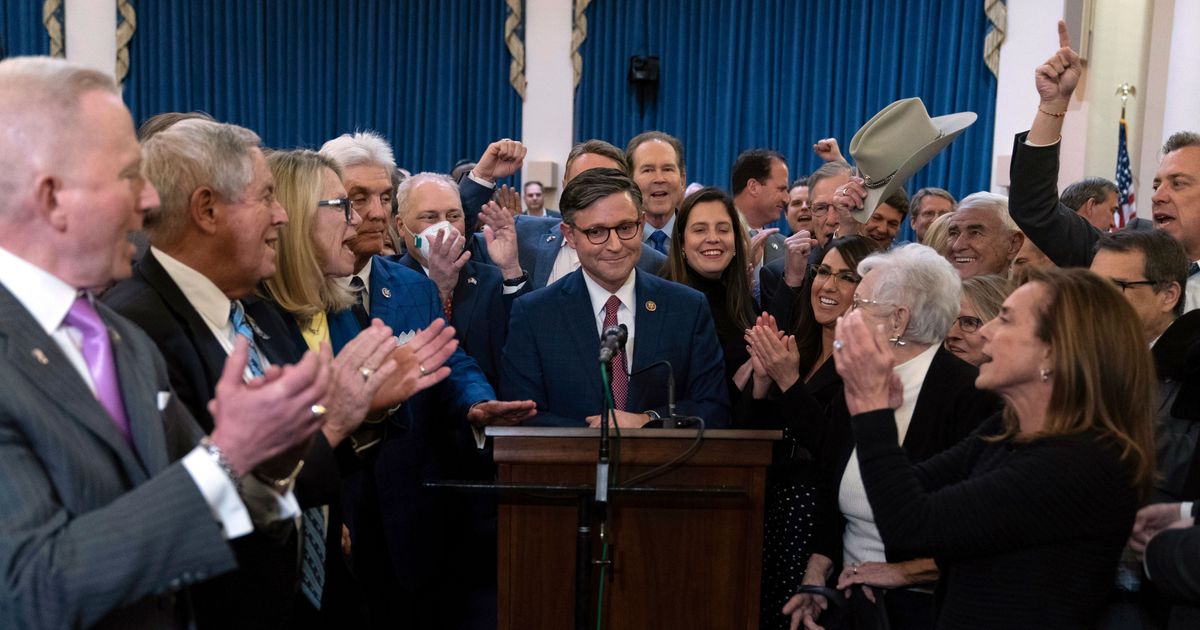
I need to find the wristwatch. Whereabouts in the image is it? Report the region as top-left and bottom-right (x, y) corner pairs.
(503, 270), (529, 287)
(253, 459), (305, 494)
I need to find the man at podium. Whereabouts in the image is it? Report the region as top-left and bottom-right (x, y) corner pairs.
(500, 168), (730, 428)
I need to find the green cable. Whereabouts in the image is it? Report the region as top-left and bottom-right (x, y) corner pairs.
(595, 543), (609, 630)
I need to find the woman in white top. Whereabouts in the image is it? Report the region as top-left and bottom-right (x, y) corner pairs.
(784, 244), (998, 630)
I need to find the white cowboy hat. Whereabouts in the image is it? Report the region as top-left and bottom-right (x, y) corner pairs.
(848, 98), (976, 222)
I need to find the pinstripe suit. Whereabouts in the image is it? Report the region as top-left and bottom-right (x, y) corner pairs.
(0, 282), (237, 629)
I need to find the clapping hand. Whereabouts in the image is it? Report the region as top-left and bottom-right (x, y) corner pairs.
(321, 321), (401, 446)
(833, 311), (903, 415)
(371, 318), (459, 410)
(208, 338), (331, 478)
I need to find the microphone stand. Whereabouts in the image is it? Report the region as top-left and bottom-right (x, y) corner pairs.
(577, 330), (623, 630)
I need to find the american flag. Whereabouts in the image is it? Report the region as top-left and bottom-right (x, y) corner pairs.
(1115, 118), (1136, 228)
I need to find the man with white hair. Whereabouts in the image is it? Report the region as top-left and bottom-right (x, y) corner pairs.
(319, 132), (535, 628)
(945, 192), (1024, 278)
(0, 56), (330, 628)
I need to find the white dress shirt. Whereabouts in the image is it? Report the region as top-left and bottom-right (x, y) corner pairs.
(547, 236), (582, 287)
(839, 343), (940, 566)
(0, 246), (268, 538)
(1187, 271), (1200, 314)
(642, 213), (676, 247)
(580, 269), (637, 373)
(335, 261), (375, 311)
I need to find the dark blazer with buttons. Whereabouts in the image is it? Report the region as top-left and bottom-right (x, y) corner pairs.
(811, 346), (1000, 569)
(325, 255), (495, 626)
(500, 268), (732, 427)
(392, 252), (527, 388)
(102, 250), (348, 628)
(0, 281), (238, 629)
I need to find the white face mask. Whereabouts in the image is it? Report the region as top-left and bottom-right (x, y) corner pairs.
(410, 220), (461, 260)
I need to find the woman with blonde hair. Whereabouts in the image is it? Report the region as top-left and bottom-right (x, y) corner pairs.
(262, 149), (457, 419)
(823, 267), (1156, 629)
(921, 212), (954, 257)
(945, 274), (1012, 367)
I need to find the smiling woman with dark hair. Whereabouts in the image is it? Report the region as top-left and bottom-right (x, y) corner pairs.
(779, 244), (998, 630)
(660, 186), (756, 399)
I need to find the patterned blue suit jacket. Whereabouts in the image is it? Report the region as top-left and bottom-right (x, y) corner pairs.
(500, 268), (731, 427)
(327, 255), (493, 417)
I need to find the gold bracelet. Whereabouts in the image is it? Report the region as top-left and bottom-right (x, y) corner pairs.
(1038, 105), (1066, 118)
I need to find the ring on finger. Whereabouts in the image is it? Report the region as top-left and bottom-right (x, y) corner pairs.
(418, 364), (428, 376)
(310, 404), (327, 419)
(833, 339), (845, 351)
(359, 366), (373, 382)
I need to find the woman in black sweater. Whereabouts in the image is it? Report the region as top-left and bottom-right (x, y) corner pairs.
(827, 267), (1156, 629)
(660, 187), (757, 403)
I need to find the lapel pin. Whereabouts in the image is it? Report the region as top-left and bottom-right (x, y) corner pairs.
(108, 328), (122, 343)
(32, 348), (49, 365)
(645, 301), (657, 312)
(381, 287), (392, 299)
(467, 277), (478, 285)
(545, 234), (556, 242)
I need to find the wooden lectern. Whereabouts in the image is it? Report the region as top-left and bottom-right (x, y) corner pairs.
(486, 427), (780, 630)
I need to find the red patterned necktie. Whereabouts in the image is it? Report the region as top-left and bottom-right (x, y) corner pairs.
(603, 295), (628, 411)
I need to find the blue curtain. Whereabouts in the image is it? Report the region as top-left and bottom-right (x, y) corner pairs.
(124, 0), (521, 175)
(575, 0), (997, 203)
(1, 2), (50, 58)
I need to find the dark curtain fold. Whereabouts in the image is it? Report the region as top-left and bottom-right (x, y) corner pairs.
(124, 0), (521, 174)
(0, 2), (50, 58)
(575, 0), (997, 204)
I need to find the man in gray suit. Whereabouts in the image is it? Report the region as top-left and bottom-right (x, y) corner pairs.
(0, 57), (331, 628)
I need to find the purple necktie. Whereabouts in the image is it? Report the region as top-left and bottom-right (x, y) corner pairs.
(64, 293), (132, 445)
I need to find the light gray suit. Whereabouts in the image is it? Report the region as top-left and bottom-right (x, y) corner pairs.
(0, 283), (237, 629)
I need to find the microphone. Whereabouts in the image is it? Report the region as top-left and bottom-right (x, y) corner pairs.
(598, 324), (628, 363)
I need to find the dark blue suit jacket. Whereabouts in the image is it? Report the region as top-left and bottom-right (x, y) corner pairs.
(500, 268), (731, 427)
(391, 253), (525, 389)
(325, 255), (494, 619)
(327, 255), (493, 415)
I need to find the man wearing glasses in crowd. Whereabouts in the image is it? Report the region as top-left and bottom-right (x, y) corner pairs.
(500, 168), (730, 428)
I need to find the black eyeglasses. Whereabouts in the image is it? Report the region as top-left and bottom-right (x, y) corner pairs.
(811, 264), (861, 286)
(1109, 278), (1158, 292)
(953, 315), (984, 333)
(318, 197), (354, 225)
(570, 219), (643, 245)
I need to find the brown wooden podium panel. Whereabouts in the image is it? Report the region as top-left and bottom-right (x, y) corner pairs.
(488, 428), (780, 630)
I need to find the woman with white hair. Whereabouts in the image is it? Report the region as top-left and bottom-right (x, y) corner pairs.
(784, 244), (998, 630)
